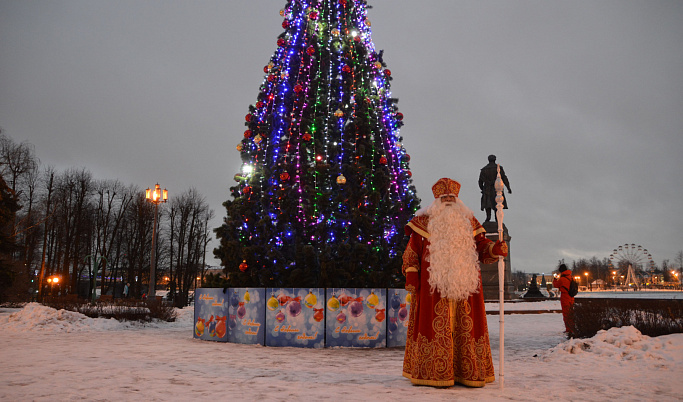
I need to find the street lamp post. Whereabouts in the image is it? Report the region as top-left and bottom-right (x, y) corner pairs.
(47, 275), (59, 297)
(145, 183), (168, 301)
(584, 272), (590, 291)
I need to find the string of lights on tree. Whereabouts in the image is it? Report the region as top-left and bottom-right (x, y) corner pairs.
(216, 0), (420, 288)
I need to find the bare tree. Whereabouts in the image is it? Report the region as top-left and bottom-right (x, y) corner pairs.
(0, 133), (40, 267)
(167, 188), (213, 306)
(91, 180), (135, 297)
(50, 168), (94, 295)
(121, 192), (154, 298)
(0, 133), (39, 196)
(675, 251), (683, 286)
(0, 132), (217, 302)
(37, 167), (56, 300)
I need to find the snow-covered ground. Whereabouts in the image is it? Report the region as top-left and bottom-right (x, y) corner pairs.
(1, 296), (682, 401)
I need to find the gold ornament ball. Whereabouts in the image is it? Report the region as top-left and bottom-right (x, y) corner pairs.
(327, 296), (340, 312)
(304, 291), (317, 308)
(267, 295), (279, 311)
(337, 174), (347, 185)
(366, 292), (379, 308)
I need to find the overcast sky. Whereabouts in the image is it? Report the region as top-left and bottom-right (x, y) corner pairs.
(1, 0), (682, 274)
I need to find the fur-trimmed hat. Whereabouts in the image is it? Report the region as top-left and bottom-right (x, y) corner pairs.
(431, 178), (461, 199)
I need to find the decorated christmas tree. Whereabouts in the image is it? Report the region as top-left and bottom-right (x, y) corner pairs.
(215, 0), (420, 289)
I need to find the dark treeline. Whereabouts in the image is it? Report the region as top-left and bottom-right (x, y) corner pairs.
(561, 254), (683, 287)
(0, 132), (213, 306)
(510, 252), (683, 292)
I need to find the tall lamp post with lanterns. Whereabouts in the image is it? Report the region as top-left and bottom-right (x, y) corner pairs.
(145, 184), (167, 301)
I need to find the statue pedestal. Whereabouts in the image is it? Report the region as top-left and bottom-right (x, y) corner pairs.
(480, 221), (516, 300)
(523, 273), (547, 299)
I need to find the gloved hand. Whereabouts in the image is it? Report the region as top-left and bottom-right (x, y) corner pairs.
(492, 240), (508, 257)
(405, 268), (419, 292)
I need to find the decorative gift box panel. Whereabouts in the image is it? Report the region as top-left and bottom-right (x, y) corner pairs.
(193, 288), (229, 342)
(227, 288), (266, 345)
(265, 288), (325, 348)
(325, 288), (387, 348)
(386, 289), (412, 347)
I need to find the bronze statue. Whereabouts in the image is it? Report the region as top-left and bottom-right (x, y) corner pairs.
(478, 155), (511, 222)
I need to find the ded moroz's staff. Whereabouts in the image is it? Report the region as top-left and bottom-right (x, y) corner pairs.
(495, 164), (506, 389)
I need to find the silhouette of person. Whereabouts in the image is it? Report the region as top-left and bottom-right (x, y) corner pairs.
(478, 155), (511, 222)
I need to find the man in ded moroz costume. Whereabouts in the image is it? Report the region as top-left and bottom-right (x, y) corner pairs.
(402, 178), (508, 387)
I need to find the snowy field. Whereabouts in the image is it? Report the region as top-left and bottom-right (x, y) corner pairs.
(1, 296), (682, 401)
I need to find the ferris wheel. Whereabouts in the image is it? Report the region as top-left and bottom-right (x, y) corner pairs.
(608, 244), (654, 288)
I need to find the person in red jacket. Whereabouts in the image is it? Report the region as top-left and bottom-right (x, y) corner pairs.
(552, 264), (575, 336)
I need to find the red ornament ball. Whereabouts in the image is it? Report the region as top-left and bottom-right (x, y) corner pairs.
(342, 65), (351, 73)
(379, 156), (387, 165)
(309, 11), (319, 20)
(294, 84), (303, 93)
(243, 186), (251, 194)
(277, 38), (286, 47)
(282, 20), (289, 29)
(256, 101), (264, 109)
(404, 154), (410, 162)
(406, 171), (412, 178)
(267, 74), (276, 82)
(263, 66), (269, 73)
(302, 133), (312, 141)
(395, 112), (404, 121)
(245, 114), (252, 122)
(384, 69), (392, 77)
(244, 130), (252, 138)
(354, 36), (361, 43)
(280, 172), (290, 181)
(307, 45), (315, 55)
(239, 261), (248, 272)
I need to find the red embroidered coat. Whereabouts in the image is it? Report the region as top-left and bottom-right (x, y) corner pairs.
(402, 214), (499, 387)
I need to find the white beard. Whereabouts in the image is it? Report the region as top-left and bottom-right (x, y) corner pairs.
(424, 198), (480, 301)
